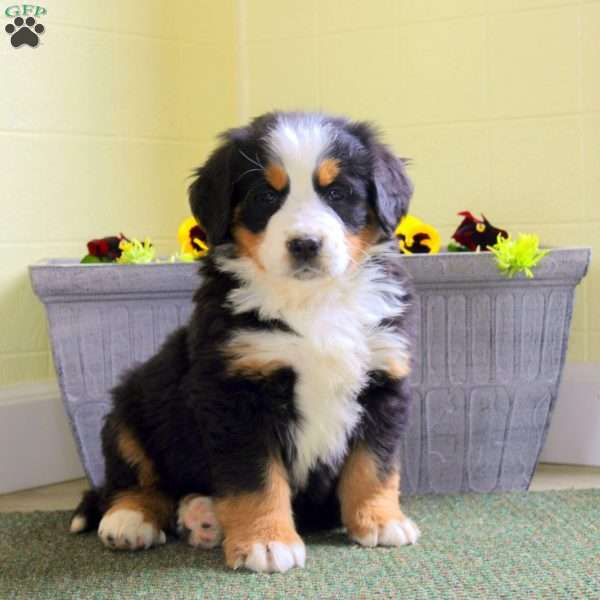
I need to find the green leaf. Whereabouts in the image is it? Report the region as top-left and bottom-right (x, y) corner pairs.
(446, 242), (470, 253)
(80, 255), (101, 264)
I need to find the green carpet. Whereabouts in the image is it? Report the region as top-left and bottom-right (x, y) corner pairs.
(2, 490), (599, 600)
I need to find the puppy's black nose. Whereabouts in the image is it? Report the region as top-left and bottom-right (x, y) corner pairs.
(286, 237), (322, 261)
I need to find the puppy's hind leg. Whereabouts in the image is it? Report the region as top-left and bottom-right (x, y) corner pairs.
(74, 420), (176, 551)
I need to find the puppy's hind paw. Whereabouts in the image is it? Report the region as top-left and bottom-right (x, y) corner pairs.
(177, 495), (223, 549)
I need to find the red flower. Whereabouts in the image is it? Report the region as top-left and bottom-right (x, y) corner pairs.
(86, 235), (127, 260)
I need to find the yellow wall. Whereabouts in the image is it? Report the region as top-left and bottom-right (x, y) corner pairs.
(0, 0), (237, 385)
(238, 0), (599, 363)
(1, 0), (598, 388)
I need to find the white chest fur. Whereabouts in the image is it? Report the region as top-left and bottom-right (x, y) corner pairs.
(228, 310), (370, 487)
(220, 249), (408, 488)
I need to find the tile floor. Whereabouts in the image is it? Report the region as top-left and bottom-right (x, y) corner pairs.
(0, 463), (599, 513)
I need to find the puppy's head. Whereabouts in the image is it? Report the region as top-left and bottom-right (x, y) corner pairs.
(189, 112), (412, 280)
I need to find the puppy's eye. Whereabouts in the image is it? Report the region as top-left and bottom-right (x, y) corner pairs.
(325, 187), (346, 202)
(259, 190), (279, 204)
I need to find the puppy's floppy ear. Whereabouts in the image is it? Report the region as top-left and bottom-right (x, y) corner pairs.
(371, 148), (413, 236)
(189, 135), (238, 247)
(346, 120), (413, 237)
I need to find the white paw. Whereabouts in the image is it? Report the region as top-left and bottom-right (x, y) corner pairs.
(177, 495), (223, 549)
(98, 509), (166, 551)
(235, 541), (306, 573)
(352, 518), (420, 547)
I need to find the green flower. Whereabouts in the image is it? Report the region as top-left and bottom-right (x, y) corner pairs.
(116, 238), (156, 264)
(489, 234), (549, 278)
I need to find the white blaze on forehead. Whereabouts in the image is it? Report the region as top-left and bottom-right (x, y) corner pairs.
(265, 115), (334, 183)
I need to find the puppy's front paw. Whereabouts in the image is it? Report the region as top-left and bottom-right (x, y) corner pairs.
(177, 495), (223, 549)
(350, 517), (420, 547)
(98, 509), (166, 551)
(231, 540), (306, 573)
(224, 527), (305, 573)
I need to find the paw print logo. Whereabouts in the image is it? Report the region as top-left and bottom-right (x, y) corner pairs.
(5, 16), (45, 48)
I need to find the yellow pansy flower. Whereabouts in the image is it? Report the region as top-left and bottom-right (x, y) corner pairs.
(177, 216), (209, 259)
(395, 214), (441, 254)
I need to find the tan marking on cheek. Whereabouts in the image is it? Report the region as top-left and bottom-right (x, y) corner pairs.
(214, 459), (301, 569)
(232, 224), (265, 270)
(338, 446), (407, 540)
(106, 490), (174, 531)
(317, 158), (341, 187)
(346, 224), (380, 264)
(117, 427), (158, 488)
(264, 162), (289, 191)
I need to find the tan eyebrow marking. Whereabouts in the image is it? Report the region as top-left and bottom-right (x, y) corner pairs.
(316, 158), (341, 187)
(264, 162), (289, 191)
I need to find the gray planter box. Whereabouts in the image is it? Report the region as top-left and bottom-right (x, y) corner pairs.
(30, 248), (590, 495)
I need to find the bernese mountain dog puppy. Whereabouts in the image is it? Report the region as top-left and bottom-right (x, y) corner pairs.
(70, 111), (420, 573)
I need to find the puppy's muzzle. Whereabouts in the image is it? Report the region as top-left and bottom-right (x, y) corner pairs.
(286, 236), (322, 263)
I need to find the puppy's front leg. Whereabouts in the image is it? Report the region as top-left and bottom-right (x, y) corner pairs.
(214, 458), (305, 573)
(338, 445), (420, 547)
(338, 376), (420, 548)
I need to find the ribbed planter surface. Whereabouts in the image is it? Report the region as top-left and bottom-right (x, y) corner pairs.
(30, 248), (590, 494)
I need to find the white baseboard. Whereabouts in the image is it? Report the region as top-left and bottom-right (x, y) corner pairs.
(540, 363), (600, 467)
(0, 382), (85, 494)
